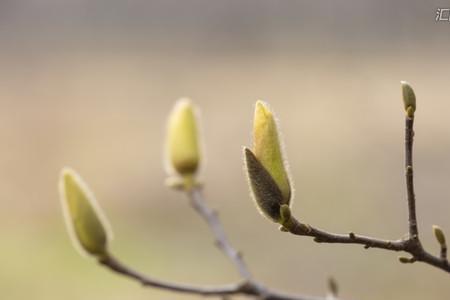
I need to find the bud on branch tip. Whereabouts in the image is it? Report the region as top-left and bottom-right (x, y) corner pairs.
(166, 98), (201, 180)
(244, 101), (292, 223)
(59, 168), (112, 258)
(433, 225), (447, 247)
(401, 81), (416, 117)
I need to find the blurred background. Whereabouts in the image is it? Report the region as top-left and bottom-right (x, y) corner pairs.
(1, 1), (450, 299)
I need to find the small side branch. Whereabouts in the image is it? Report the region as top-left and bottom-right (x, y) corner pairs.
(99, 254), (242, 296)
(187, 187), (253, 280)
(98, 254), (329, 300)
(405, 116), (418, 239)
(280, 113), (450, 275)
(94, 182), (344, 300)
(441, 246), (448, 261)
(281, 214), (450, 273)
(283, 219), (405, 251)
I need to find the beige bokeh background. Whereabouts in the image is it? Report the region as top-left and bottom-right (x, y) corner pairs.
(1, 1), (450, 299)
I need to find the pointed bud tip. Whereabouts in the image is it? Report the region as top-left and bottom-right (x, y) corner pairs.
(432, 225), (446, 246)
(255, 99), (267, 109)
(59, 167), (82, 196)
(59, 168), (112, 258)
(60, 167), (77, 183)
(401, 81), (416, 112)
(255, 100), (272, 119)
(243, 146), (252, 156)
(400, 80), (409, 86)
(252, 101), (292, 204)
(175, 97), (192, 108)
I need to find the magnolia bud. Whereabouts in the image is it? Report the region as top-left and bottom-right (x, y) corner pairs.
(166, 98), (200, 177)
(252, 101), (291, 204)
(401, 81), (416, 116)
(433, 225), (447, 247)
(244, 101), (293, 223)
(59, 168), (112, 257)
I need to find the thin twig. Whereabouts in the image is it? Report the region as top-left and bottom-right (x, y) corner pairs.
(281, 113), (450, 274)
(94, 185), (339, 300)
(186, 187), (252, 280)
(282, 209), (450, 273)
(441, 246), (447, 261)
(98, 253), (328, 300)
(98, 254), (243, 295)
(405, 116), (418, 239)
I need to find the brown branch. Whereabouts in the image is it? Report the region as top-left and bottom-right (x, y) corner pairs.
(405, 116), (418, 239)
(94, 184), (339, 300)
(97, 243), (330, 300)
(186, 187), (252, 280)
(441, 246), (448, 261)
(280, 113), (450, 274)
(282, 216), (450, 272)
(98, 254), (243, 296)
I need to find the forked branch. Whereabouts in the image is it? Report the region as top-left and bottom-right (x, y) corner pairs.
(187, 187), (252, 280)
(279, 94), (450, 274)
(63, 84), (446, 300)
(95, 186), (336, 300)
(59, 99), (341, 300)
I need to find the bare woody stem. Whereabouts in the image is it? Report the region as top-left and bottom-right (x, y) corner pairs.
(405, 115), (418, 239)
(94, 187), (336, 300)
(186, 187), (252, 280)
(441, 246), (448, 261)
(280, 113), (450, 274)
(98, 254), (325, 300)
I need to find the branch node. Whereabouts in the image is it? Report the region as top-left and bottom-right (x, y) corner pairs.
(406, 165), (413, 174)
(410, 233), (419, 241)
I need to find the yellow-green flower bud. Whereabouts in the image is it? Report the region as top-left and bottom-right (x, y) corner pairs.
(244, 101), (293, 223)
(401, 81), (416, 115)
(59, 168), (112, 258)
(166, 98), (200, 177)
(433, 225), (447, 247)
(252, 101), (291, 204)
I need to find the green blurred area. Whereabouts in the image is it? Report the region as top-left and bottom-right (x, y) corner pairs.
(1, 1), (450, 299)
